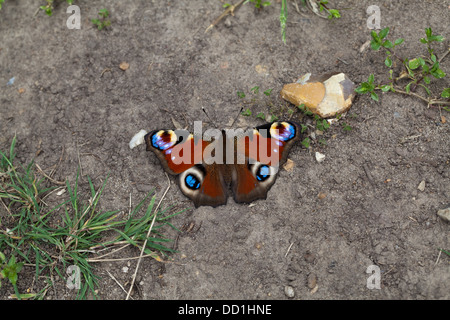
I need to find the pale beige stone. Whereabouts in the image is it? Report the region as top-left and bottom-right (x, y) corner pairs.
(281, 73), (355, 118)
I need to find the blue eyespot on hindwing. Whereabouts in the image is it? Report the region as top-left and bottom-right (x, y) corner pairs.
(185, 174), (201, 190)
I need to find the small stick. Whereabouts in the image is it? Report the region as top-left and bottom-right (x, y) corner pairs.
(434, 250), (442, 266)
(205, 0), (245, 33)
(35, 163), (66, 185)
(126, 173), (171, 300)
(285, 242), (294, 258)
(106, 270), (133, 299)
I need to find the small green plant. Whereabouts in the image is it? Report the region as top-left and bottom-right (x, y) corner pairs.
(297, 104), (332, 133)
(0, 253), (24, 300)
(0, 0), (5, 10)
(301, 137), (310, 149)
(40, 0), (73, 16)
(92, 9), (111, 30)
(237, 91), (246, 99)
(356, 27), (449, 110)
(317, 0), (341, 19)
(237, 86), (281, 121)
(245, 0), (271, 9)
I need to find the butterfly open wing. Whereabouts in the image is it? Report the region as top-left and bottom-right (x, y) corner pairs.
(144, 129), (228, 207)
(232, 121), (301, 204)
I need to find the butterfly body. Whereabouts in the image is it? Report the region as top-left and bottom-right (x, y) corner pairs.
(145, 121), (301, 207)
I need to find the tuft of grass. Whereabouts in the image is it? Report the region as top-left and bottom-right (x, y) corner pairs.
(0, 137), (183, 299)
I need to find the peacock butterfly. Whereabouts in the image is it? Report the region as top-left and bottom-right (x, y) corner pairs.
(144, 121), (301, 208)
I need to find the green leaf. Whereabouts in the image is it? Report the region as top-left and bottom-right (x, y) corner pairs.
(355, 85), (368, 94)
(256, 112), (266, 120)
(237, 91), (246, 99)
(405, 82), (412, 93)
(250, 86), (259, 94)
(385, 57), (392, 68)
(423, 76), (430, 84)
(371, 30), (380, 43)
(379, 27), (389, 39)
(99, 9), (109, 18)
(429, 35), (444, 42)
(328, 9), (341, 19)
(441, 88), (450, 98)
(370, 92), (379, 101)
(300, 124), (308, 133)
(341, 122), (352, 131)
(431, 68), (446, 79)
(370, 41), (381, 51)
(394, 38), (404, 46)
(301, 137), (310, 149)
(417, 57), (425, 67)
(381, 85), (391, 92)
(241, 109), (252, 116)
(382, 40), (393, 49)
(408, 58), (420, 70)
(430, 54), (437, 63)
(425, 27), (432, 39)
(263, 89), (273, 96)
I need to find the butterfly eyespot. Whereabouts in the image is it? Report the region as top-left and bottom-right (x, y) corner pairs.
(151, 130), (177, 150)
(270, 122), (296, 142)
(256, 165), (271, 182)
(185, 174), (201, 190)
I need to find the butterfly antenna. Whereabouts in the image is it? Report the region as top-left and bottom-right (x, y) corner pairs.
(230, 107), (243, 128)
(202, 106), (218, 127)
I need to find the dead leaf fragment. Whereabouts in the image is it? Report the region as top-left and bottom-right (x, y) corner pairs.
(283, 158), (294, 171)
(18, 88), (25, 94)
(119, 62), (130, 71)
(317, 192), (326, 200)
(441, 115), (446, 124)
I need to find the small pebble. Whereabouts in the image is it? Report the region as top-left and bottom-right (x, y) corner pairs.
(417, 180), (426, 192)
(284, 285), (295, 298)
(437, 207), (450, 223)
(307, 273), (317, 289)
(315, 152), (326, 163)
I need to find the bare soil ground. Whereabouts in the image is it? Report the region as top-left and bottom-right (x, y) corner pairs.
(0, 0), (449, 300)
